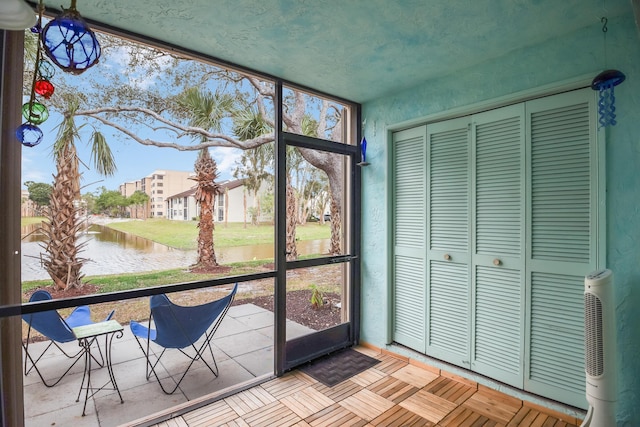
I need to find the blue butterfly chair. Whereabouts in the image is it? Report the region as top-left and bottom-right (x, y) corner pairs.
(130, 283), (238, 394)
(22, 289), (114, 387)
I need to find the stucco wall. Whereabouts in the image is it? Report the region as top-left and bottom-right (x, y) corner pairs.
(360, 15), (640, 425)
(226, 186), (254, 223)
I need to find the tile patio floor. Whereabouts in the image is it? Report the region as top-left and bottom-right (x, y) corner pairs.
(147, 347), (585, 427)
(23, 303), (585, 427)
(23, 303), (313, 427)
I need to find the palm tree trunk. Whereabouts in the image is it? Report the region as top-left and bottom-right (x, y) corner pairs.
(41, 143), (86, 290)
(286, 182), (298, 261)
(329, 196), (341, 255)
(196, 188), (217, 267)
(192, 148), (221, 269)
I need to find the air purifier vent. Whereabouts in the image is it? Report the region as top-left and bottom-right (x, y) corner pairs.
(581, 269), (615, 427)
(584, 292), (604, 377)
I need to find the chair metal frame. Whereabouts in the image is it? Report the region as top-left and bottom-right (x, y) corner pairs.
(130, 283), (238, 394)
(22, 290), (114, 387)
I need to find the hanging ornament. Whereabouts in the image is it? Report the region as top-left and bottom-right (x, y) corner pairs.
(16, 123), (44, 147)
(21, 102), (49, 124)
(34, 79), (55, 98)
(42, 0), (101, 75)
(38, 60), (56, 80)
(357, 136), (370, 166)
(592, 69), (625, 128)
(17, 0), (51, 147)
(591, 17), (625, 128)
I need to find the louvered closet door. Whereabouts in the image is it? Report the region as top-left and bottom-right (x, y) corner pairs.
(426, 117), (472, 367)
(392, 126), (427, 351)
(524, 89), (598, 409)
(471, 105), (526, 387)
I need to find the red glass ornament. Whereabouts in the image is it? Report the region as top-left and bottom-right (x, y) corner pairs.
(34, 80), (55, 99)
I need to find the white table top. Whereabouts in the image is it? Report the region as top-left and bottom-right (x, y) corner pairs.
(72, 319), (123, 340)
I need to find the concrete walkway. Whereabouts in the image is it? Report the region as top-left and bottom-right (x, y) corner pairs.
(23, 304), (314, 427)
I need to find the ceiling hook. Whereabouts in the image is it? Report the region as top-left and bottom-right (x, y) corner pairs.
(601, 16), (608, 33)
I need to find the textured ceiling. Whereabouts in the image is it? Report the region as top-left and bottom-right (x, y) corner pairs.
(40, 0), (632, 103)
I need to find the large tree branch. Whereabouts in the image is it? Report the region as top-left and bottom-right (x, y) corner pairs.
(284, 91), (306, 131)
(247, 76), (273, 97)
(82, 112), (274, 150)
(77, 106), (220, 138)
(244, 77), (301, 132)
(256, 93), (275, 129)
(318, 100), (329, 136)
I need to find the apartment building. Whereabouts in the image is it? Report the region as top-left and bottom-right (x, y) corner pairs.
(165, 187), (198, 221)
(20, 189), (37, 217)
(118, 180), (144, 218)
(165, 179), (271, 223)
(120, 170), (194, 219)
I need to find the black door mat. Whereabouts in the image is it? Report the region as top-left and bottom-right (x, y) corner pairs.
(299, 348), (380, 387)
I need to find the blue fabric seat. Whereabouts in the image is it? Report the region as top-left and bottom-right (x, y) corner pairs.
(130, 283), (238, 394)
(22, 289), (114, 387)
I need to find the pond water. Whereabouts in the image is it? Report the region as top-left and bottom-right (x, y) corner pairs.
(21, 224), (330, 282)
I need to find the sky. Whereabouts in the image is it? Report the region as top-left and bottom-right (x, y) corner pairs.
(21, 116), (243, 194)
(19, 25), (344, 197)
(20, 30), (245, 195)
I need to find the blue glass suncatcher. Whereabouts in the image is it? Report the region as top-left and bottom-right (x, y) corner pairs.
(16, 124), (44, 147)
(591, 69), (625, 128)
(361, 137), (367, 162)
(42, 3), (101, 75)
(358, 137), (370, 166)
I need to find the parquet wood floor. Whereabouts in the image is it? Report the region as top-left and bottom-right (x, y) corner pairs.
(152, 347), (583, 427)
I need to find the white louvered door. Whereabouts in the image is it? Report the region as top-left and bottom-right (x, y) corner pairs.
(524, 89), (598, 409)
(392, 126), (427, 351)
(391, 88), (599, 408)
(471, 105), (526, 387)
(426, 117), (472, 366)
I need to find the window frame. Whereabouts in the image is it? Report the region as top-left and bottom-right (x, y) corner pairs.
(0, 25), (363, 424)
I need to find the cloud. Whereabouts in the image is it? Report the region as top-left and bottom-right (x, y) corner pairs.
(212, 147), (243, 181)
(106, 45), (175, 90)
(104, 46), (130, 69)
(128, 74), (157, 90)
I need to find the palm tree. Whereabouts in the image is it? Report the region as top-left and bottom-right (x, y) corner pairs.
(41, 98), (116, 290)
(127, 190), (150, 219)
(192, 148), (221, 268)
(285, 180), (298, 261)
(177, 88), (234, 269)
(232, 107), (273, 226)
(232, 108), (336, 259)
(232, 106), (303, 258)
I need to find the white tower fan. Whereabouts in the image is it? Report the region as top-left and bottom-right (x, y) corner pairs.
(580, 269), (616, 427)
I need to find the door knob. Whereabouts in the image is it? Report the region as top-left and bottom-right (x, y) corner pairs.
(493, 258), (501, 266)
(444, 254), (451, 261)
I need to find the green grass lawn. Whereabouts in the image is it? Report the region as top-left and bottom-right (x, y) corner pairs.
(20, 263), (276, 334)
(20, 259), (341, 329)
(21, 259), (270, 295)
(21, 217), (46, 226)
(106, 218), (330, 250)
(20, 218), (336, 326)
(20, 217), (332, 309)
